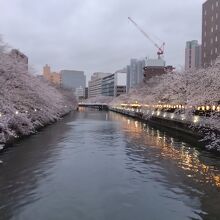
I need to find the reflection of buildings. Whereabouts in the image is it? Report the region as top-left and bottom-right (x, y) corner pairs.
(109, 111), (220, 188)
(202, 0), (220, 67)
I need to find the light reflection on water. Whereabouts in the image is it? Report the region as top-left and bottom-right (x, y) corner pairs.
(109, 112), (220, 189)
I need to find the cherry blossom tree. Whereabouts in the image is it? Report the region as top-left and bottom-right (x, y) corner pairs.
(0, 38), (77, 144)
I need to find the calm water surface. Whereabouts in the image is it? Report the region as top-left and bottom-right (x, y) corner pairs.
(0, 108), (220, 220)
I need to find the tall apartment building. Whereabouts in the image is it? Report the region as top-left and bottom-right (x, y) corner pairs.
(43, 64), (61, 87)
(126, 59), (145, 92)
(202, 0), (220, 67)
(185, 40), (202, 70)
(60, 70), (86, 90)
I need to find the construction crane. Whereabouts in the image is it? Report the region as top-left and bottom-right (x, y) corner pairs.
(128, 17), (165, 59)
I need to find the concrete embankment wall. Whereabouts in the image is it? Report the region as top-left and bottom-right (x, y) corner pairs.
(109, 108), (202, 138)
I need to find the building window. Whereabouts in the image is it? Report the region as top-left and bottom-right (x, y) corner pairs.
(216, 13), (218, 19)
(205, 31), (207, 37)
(212, 16), (214, 22)
(204, 41), (206, 47)
(217, 1), (219, 7)
(215, 47), (218, 54)
(211, 49), (213, 55)
(216, 24), (218, 30)
(211, 38), (213, 44)
(204, 52), (206, 58)
(216, 36), (218, 42)
(211, 27), (214, 32)
(212, 4), (214, 10)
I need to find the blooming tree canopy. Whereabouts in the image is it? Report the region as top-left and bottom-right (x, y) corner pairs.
(0, 38), (77, 144)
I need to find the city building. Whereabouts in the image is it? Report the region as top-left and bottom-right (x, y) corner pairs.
(101, 72), (127, 97)
(43, 64), (61, 87)
(114, 72), (127, 97)
(102, 74), (115, 97)
(143, 58), (166, 82)
(88, 72), (111, 98)
(185, 40), (202, 70)
(202, 0), (220, 67)
(88, 71), (127, 98)
(75, 86), (85, 100)
(60, 70), (86, 90)
(126, 59), (145, 92)
(85, 87), (88, 99)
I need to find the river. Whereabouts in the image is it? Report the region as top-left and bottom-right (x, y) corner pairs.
(0, 108), (220, 220)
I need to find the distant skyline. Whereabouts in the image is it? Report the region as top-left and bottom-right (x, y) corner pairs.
(0, 0), (204, 80)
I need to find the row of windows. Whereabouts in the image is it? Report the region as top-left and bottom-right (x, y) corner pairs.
(204, 1), (219, 16)
(203, 35), (218, 47)
(203, 47), (218, 58)
(204, 24), (218, 36)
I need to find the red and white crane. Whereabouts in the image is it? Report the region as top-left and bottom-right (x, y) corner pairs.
(128, 17), (165, 59)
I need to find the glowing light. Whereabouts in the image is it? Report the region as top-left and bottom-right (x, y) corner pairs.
(15, 111), (19, 115)
(193, 116), (200, 123)
(181, 115), (186, 121)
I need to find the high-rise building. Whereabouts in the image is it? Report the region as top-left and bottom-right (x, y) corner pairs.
(202, 0), (220, 67)
(185, 40), (202, 70)
(126, 59), (145, 92)
(60, 70), (86, 90)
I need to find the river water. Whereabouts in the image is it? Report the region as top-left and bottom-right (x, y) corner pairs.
(0, 108), (220, 220)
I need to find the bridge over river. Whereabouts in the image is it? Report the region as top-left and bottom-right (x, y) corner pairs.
(0, 107), (220, 220)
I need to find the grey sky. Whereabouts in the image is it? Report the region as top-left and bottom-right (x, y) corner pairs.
(0, 0), (203, 80)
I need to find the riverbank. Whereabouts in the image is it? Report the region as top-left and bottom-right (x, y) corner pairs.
(0, 109), (76, 151)
(0, 46), (77, 148)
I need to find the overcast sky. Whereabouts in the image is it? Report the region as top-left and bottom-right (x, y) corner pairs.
(0, 0), (204, 80)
